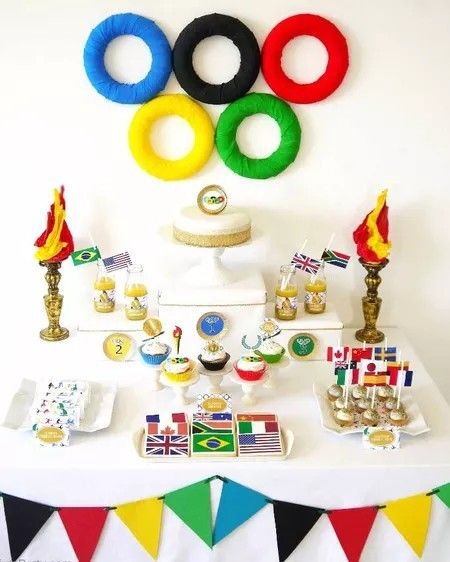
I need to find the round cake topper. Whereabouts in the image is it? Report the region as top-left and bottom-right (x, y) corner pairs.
(197, 312), (228, 340)
(103, 333), (136, 361)
(259, 318), (281, 339)
(197, 185), (228, 215)
(143, 317), (163, 338)
(288, 332), (317, 361)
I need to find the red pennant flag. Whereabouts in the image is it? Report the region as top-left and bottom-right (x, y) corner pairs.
(59, 507), (108, 562)
(328, 507), (378, 562)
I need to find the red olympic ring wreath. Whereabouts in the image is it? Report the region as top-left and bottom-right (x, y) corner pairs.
(261, 14), (349, 104)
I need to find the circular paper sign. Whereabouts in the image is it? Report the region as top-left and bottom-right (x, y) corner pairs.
(197, 185), (228, 215)
(288, 332), (317, 360)
(103, 333), (136, 361)
(197, 312), (227, 339)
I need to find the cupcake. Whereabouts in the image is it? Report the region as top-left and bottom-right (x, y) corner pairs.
(327, 384), (343, 402)
(382, 397), (398, 413)
(335, 408), (354, 427)
(334, 396), (355, 411)
(362, 408), (379, 427)
(198, 340), (230, 371)
(389, 407), (408, 426)
(355, 397), (371, 413)
(377, 385), (394, 402)
(256, 339), (285, 364)
(162, 355), (196, 383)
(351, 385), (367, 400)
(234, 354), (267, 381)
(139, 341), (171, 366)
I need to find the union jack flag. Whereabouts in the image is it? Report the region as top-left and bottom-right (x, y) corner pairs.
(291, 252), (321, 274)
(144, 434), (189, 457)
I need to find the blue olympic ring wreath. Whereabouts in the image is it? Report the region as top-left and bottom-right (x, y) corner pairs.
(83, 13), (172, 104)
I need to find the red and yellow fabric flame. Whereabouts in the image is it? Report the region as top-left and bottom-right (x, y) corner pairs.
(353, 189), (391, 263)
(34, 186), (74, 263)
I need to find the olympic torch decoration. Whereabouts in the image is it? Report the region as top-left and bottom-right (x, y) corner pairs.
(34, 186), (74, 341)
(173, 326), (182, 355)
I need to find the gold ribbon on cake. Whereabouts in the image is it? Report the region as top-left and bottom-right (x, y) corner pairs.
(173, 226), (251, 248)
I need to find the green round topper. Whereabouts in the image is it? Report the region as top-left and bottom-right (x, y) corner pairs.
(288, 332), (317, 360)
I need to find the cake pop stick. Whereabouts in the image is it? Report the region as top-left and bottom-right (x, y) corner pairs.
(345, 362), (351, 408)
(397, 361), (404, 409)
(393, 350), (402, 397)
(371, 386), (376, 409)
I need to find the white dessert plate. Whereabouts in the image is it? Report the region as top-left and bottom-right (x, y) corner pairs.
(313, 382), (430, 436)
(2, 378), (117, 433)
(134, 427), (294, 462)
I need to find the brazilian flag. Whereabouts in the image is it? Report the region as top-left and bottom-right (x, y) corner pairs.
(71, 246), (101, 266)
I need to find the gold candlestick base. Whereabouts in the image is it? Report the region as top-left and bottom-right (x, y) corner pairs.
(39, 261), (69, 342)
(355, 258), (388, 344)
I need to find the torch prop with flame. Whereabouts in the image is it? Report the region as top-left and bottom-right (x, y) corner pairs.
(173, 326), (182, 355)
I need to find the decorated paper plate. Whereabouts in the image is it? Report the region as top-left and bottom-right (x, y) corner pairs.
(288, 332), (317, 360)
(133, 426), (294, 462)
(2, 379), (117, 433)
(103, 332), (136, 361)
(313, 382), (430, 436)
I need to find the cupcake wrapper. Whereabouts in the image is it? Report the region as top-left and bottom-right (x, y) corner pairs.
(139, 345), (171, 366)
(198, 353), (230, 371)
(234, 363), (266, 381)
(256, 348), (285, 364)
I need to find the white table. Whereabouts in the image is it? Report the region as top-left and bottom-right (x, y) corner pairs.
(0, 328), (449, 562)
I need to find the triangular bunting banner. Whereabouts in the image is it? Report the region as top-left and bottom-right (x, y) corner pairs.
(213, 479), (269, 544)
(435, 483), (450, 509)
(272, 500), (322, 562)
(59, 507), (108, 562)
(383, 493), (432, 557)
(115, 498), (163, 560)
(2, 494), (55, 561)
(164, 479), (213, 547)
(328, 507), (378, 562)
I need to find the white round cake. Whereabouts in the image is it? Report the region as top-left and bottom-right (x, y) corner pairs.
(173, 206), (251, 247)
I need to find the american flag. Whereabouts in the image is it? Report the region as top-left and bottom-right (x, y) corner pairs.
(291, 252), (321, 274)
(238, 433), (283, 455)
(145, 434), (189, 456)
(102, 251), (132, 272)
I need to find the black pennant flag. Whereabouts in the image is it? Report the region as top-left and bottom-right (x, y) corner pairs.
(2, 494), (55, 561)
(272, 500), (323, 562)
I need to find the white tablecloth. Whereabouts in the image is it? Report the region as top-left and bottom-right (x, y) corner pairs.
(1, 328), (449, 561)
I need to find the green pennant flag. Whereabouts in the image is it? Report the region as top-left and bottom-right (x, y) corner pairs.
(71, 246), (101, 266)
(164, 479), (213, 547)
(435, 483), (450, 509)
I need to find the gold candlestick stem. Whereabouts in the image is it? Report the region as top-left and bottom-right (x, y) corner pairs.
(355, 258), (388, 344)
(39, 261), (69, 341)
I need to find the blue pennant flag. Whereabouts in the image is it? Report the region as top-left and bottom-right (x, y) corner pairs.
(213, 479), (269, 544)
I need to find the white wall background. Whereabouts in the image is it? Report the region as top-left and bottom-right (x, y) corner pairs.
(1, 0), (449, 399)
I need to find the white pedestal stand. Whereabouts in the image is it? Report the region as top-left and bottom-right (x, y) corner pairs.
(145, 364), (164, 391)
(230, 368), (270, 406)
(263, 355), (290, 390)
(160, 371), (200, 406)
(198, 363), (233, 393)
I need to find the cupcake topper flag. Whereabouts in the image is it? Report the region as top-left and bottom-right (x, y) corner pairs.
(34, 186), (74, 341)
(353, 189), (391, 344)
(173, 326), (182, 354)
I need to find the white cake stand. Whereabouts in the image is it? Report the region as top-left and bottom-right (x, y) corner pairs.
(160, 370), (200, 406)
(160, 226), (259, 288)
(198, 362), (233, 393)
(144, 364), (164, 391)
(263, 354), (290, 390)
(229, 367), (270, 406)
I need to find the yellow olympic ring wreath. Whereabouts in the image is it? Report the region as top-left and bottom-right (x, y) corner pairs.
(129, 94), (214, 180)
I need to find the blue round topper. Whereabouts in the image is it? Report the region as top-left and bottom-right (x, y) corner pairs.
(197, 312), (227, 339)
(83, 13), (172, 104)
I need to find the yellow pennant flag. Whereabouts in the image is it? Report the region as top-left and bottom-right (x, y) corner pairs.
(383, 493), (432, 557)
(115, 498), (163, 559)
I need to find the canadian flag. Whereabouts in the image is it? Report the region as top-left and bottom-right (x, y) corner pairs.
(327, 346), (350, 362)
